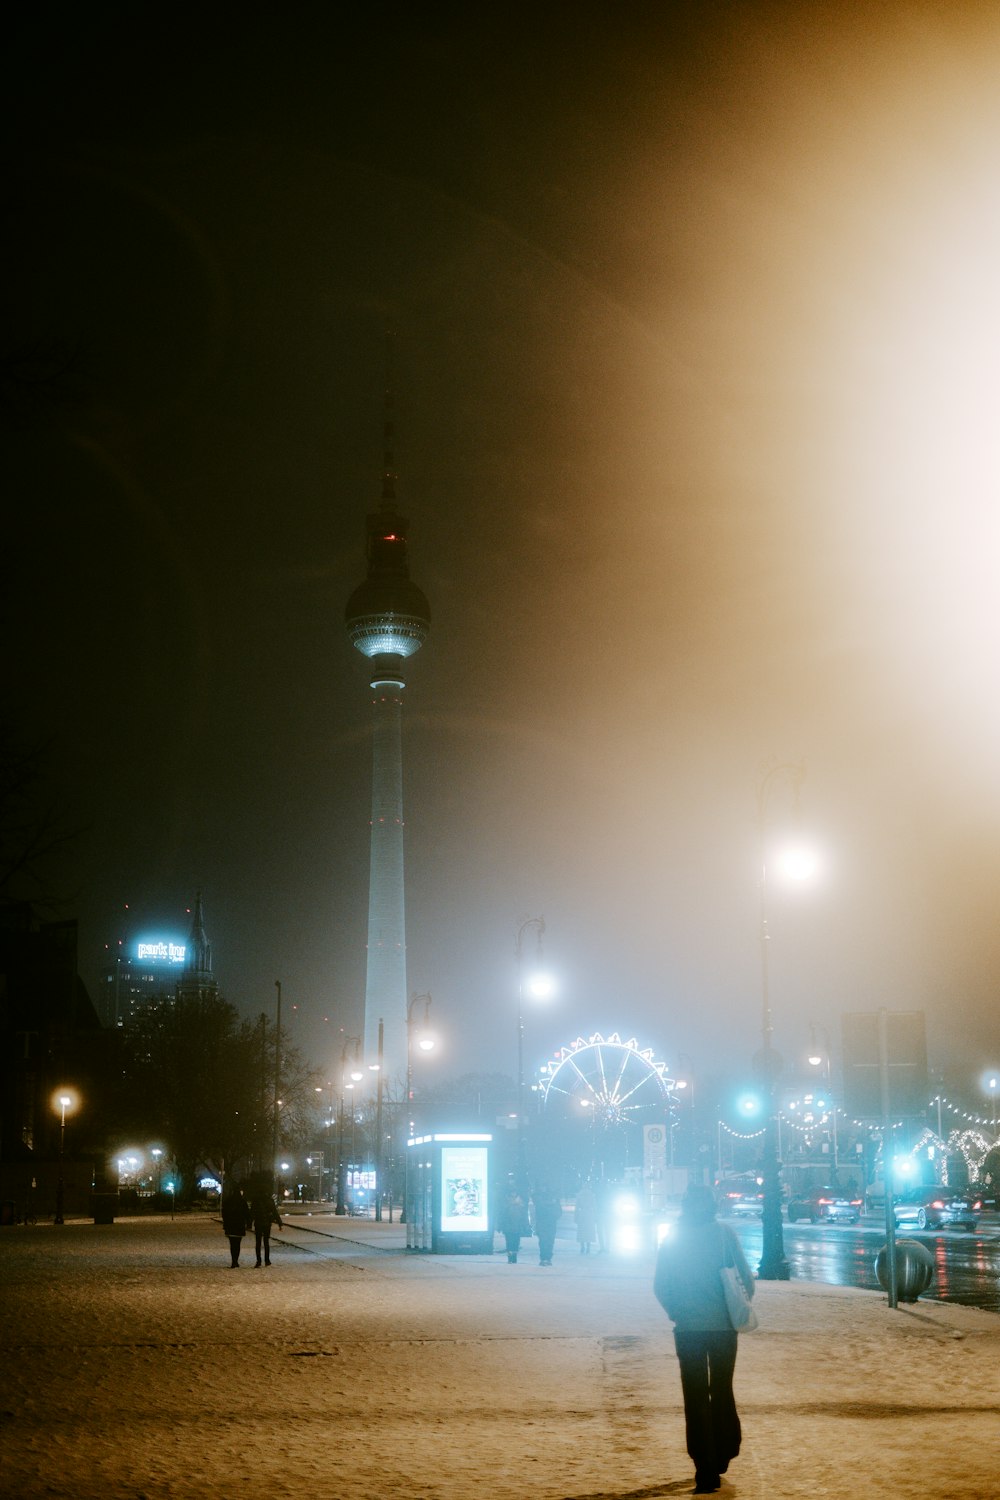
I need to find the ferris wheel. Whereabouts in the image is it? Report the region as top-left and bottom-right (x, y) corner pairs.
(540, 1032), (673, 1127)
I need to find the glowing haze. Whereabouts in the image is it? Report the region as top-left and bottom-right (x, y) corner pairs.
(4, 4), (999, 1107)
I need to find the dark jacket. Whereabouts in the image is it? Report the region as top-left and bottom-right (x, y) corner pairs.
(221, 1189), (250, 1238)
(653, 1218), (754, 1331)
(531, 1190), (561, 1235)
(250, 1194), (283, 1231)
(498, 1190), (529, 1238)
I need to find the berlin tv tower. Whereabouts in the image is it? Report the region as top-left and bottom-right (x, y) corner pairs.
(344, 347), (430, 1085)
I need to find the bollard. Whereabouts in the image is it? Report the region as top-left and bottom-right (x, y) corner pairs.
(875, 1238), (934, 1303)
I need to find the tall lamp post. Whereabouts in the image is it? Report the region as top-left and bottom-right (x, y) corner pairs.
(271, 980), (282, 1188)
(515, 917), (554, 1194)
(807, 1023), (839, 1172)
(671, 1054), (696, 1172)
(402, 993), (435, 1224)
(406, 992), (435, 1124)
(53, 1090), (75, 1225)
(372, 1020), (384, 1222)
(756, 759), (818, 1280)
(335, 1035), (363, 1216)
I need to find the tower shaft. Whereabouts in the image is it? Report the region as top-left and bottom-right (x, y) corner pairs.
(345, 351), (430, 1092)
(363, 684), (407, 1079)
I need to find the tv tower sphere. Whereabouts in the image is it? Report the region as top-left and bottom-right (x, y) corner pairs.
(345, 505), (430, 684)
(345, 484), (430, 1087)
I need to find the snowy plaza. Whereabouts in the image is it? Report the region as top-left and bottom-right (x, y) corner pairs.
(1, 1212), (998, 1500)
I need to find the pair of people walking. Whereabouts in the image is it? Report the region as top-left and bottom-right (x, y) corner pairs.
(653, 1183), (755, 1494)
(221, 1181), (283, 1268)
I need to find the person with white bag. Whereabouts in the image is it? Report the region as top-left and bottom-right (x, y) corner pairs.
(653, 1183), (756, 1494)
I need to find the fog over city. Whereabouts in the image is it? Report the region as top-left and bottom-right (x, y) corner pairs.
(6, 3), (1000, 1105)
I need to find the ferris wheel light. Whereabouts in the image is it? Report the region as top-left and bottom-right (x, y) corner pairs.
(539, 1032), (670, 1132)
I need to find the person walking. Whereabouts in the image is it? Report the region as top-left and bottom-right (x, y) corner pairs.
(249, 1182), (284, 1267)
(531, 1182), (561, 1266)
(220, 1181), (251, 1268)
(575, 1180), (597, 1254)
(653, 1183), (755, 1494)
(497, 1182), (529, 1263)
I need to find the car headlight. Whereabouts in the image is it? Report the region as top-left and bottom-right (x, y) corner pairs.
(613, 1222), (643, 1254)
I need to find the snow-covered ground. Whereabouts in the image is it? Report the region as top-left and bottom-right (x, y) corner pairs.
(1, 1213), (997, 1500)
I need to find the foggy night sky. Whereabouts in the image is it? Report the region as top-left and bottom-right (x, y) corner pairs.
(4, 3), (1000, 1106)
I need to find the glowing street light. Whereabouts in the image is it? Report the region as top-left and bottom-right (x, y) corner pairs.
(755, 759), (820, 1281)
(335, 1035), (363, 1216)
(515, 916), (555, 1192)
(52, 1089), (78, 1225)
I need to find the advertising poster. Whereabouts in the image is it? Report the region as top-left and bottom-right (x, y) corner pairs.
(440, 1145), (489, 1233)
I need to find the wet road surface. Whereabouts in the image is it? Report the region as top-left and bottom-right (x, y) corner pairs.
(727, 1212), (1000, 1312)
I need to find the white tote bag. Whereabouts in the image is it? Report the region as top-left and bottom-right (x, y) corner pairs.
(720, 1234), (759, 1331)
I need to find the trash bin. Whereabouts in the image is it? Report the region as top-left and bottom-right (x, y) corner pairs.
(874, 1238), (934, 1302)
(91, 1192), (119, 1225)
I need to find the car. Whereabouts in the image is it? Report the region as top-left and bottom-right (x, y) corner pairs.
(892, 1188), (981, 1231)
(716, 1178), (764, 1217)
(786, 1186), (862, 1224)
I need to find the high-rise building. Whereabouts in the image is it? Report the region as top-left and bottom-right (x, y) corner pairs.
(344, 372), (430, 1086)
(98, 893), (217, 1026)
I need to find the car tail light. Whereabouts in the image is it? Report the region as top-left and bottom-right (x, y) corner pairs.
(930, 1200), (944, 1209)
(818, 1197), (831, 1205)
(850, 1199), (862, 1207)
(972, 1200), (982, 1210)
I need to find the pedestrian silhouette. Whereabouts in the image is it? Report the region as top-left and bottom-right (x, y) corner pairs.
(498, 1182), (530, 1263)
(575, 1181), (597, 1254)
(531, 1182), (561, 1266)
(653, 1182), (755, 1494)
(249, 1180), (284, 1266)
(220, 1182), (251, 1268)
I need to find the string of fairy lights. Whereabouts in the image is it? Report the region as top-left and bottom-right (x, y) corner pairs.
(714, 1093), (997, 1177)
(716, 1094), (997, 1139)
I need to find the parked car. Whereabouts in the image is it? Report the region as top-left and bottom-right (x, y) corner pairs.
(716, 1178), (764, 1217)
(893, 1188), (981, 1231)
(786, 1186), (862, 1224)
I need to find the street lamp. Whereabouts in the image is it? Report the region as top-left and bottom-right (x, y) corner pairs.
(52, 1089), (77, 1225)
(335, 1035), (363, 1216)
(671, 1053), (696, 1172)
(986, 1073), (998, 1133)
(151, 1147), (163, 1199)
(271, 980), (282, 1190)
(406, 992), (435, 1122)
(401, 993), (435, 1226)
(807, 1023), (839, 1171)
(755, 759), (818, 1280)
(515, 917), (554, 1192)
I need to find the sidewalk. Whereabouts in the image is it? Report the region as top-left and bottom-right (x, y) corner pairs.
(1, 1213), (997, 1500)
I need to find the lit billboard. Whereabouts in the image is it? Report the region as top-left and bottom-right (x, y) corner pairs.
(440, 1145), (489, 1234)
(135, 939), (187, 966)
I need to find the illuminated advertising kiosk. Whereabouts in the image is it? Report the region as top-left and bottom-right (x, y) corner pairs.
(405, 1132), (493, 1254)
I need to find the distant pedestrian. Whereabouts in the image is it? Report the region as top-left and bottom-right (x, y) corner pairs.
(220, 1182), (251, 1268)
(531, 1183), (561, 1266)
(575, 1181), (597, 1254)
(595, 1177), (613, 1253)
(249, 1183), (283, 1267)
(498, 1183), (530, 1263)
(653, 1182), (755, 1495)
